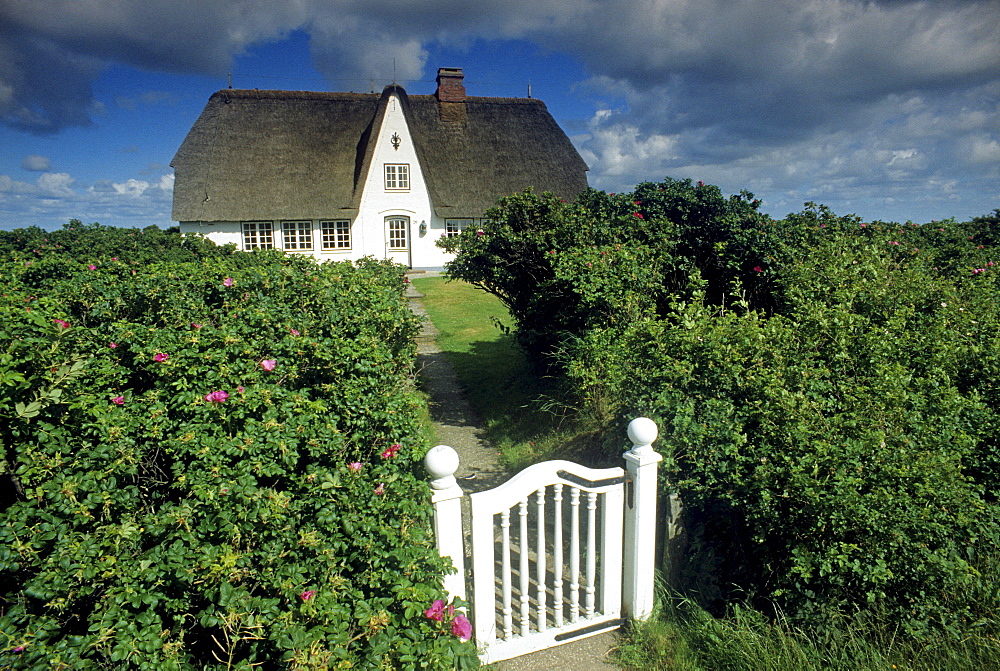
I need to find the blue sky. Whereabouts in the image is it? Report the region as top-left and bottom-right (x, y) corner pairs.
(1, 0), (998, 231)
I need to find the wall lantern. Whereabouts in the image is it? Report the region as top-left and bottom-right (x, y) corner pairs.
(419, 220), (427, 234)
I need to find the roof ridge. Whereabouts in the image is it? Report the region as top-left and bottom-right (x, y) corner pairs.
(216, 89), (543, 104)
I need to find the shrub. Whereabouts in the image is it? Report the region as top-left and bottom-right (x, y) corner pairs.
(439, 179), (773, 360)
(443, 176), (1000, 641)
(0, 220), (234, 266)
(591, 214), (1000, 637)
(0, 253), (479, 669)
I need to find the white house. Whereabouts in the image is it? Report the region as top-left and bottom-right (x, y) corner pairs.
(171, 68), (589, 269)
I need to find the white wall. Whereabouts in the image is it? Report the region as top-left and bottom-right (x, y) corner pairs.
(179, 221), (242, 248)
(355, 92), (442, 267)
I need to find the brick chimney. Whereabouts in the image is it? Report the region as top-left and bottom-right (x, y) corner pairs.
(435, 67), (466, 102)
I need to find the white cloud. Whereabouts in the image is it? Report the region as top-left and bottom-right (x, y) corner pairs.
(967, 137), (1000, 165)
(576, 109), (682, 184)
(0, 174), (33, 194)
(0, 170), (176, 230)
(158, 173), (175, 191)
(36, 172), (75, 197)
(111, 178), (150, 197)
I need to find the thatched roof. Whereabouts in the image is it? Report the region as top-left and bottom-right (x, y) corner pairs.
(171, 85), (589, 222)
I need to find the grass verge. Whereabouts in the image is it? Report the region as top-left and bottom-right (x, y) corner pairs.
(616, 593), (1000, 671)
(411, 275), (607, 469)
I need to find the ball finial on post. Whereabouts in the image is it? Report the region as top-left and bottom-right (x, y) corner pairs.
(627, 417), (658, 455)
(425, 444), (460, 490)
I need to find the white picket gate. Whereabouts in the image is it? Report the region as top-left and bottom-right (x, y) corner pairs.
(425, 417), (662, 664)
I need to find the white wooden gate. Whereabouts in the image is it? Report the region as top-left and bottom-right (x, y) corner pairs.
(425, 417), (662, 664)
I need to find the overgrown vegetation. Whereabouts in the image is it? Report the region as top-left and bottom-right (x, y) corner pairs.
(0, 230), (478, 669)
(616, 594), (1000, 670)
(441, 181), (1000, 657)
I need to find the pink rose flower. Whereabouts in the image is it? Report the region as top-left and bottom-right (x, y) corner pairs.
(348, 462), (363, 471)
(204, 390), (229, 403)
(154, 352), (168, 362)
(112, 396), (124, 406)
(223, 277), (233, 287)
(451, 614), (472, 641)
(300, 590), (316, 602)
(109, 342), (118, 348)
(289, 329), (300, 336)
(53, 319), (70, 328)
(424, 599), (446, 621)
(753, 266), (763, 273)
(260, 359), (276, 371)
(381, 443), (401, 459)
(88, 264), (96, 270)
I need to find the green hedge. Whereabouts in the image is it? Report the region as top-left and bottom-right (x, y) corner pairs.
(438, 180), (774, 361)
(0, 220), (234, 265)
(443, 181), (1000, 640)
(1, 252), (478, 668)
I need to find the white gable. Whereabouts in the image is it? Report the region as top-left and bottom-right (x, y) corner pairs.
(354, 92), (438, 266)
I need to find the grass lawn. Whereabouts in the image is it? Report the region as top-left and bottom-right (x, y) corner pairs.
(411, 275), (608, 470)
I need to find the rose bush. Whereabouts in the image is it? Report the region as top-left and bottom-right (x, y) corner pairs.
(0, 251), (479, 669)
(438, 179), (774, 363)
(444, 180), (1000, 642)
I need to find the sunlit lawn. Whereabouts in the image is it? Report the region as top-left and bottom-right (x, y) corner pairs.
(411, 275), (605, 469)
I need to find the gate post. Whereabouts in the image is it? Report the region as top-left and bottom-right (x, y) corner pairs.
(425, 445), (467, 602)
(622, 417), (662, 621)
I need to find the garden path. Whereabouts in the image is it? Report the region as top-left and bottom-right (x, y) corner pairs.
(407, 271), (621, 671)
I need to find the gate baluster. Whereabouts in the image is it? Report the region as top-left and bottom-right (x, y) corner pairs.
(586, 490), (598, 618)
(536, 487), (547, 631)
(519, 497), (530, 636)
(501, 508), (513, 640)
(570, 486), (581, 623)
(553, 484), (564, 627)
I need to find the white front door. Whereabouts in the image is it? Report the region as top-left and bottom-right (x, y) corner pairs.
(385, 216), (410, 266)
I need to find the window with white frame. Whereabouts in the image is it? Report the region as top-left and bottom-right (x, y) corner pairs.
(387, 217), (409, 250)
(445, 219), (474, 238)
(241, 221), (274, 250)
(281, 221), (313, 251)
(384, 164), (409, 190)
(321, 220), (352, 250)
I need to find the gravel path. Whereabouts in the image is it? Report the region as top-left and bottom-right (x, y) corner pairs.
(407, 274), (622, 671)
